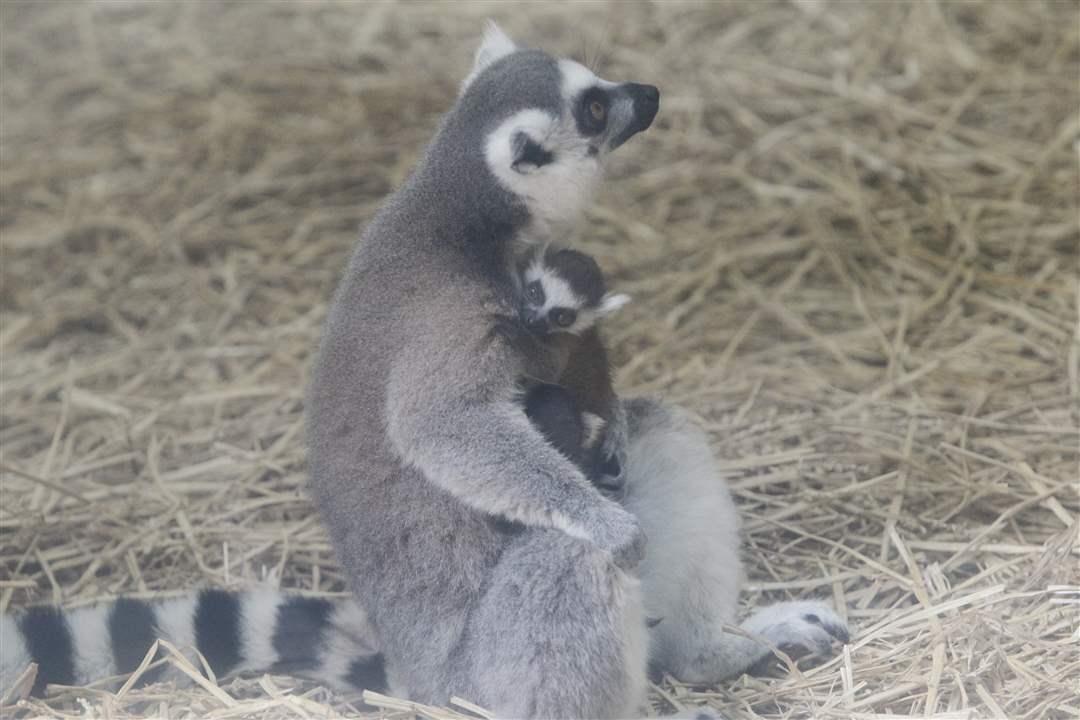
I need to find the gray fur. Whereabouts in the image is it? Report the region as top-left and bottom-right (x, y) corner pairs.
(621, 398), (850, 683)
(306, 24), (658, 714)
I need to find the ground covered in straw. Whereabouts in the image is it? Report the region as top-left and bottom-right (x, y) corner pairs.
(1, 1), (1077, 718)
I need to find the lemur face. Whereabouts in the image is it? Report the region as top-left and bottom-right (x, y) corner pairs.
(518, 247), (629, 336)
(520, 269), (588, 335)
(462, 22), (660, 232)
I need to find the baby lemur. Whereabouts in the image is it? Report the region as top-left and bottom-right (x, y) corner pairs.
(516, 245), (628, 490)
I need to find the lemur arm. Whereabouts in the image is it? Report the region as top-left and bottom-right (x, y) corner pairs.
(385, 325), (643, 566)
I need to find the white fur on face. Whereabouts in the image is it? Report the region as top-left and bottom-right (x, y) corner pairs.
(485, 109), (559, 177)
(525, 260), (582, 311)
(559, 59), (638, 161)
(524, 264), (632, 334)
(558, 59), (615, 98)
(523, 259), (593, 334)
(475, 40), (627, 236)
(484, 109), (602, 236)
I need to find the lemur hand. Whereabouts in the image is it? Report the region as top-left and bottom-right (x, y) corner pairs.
(584, 499), (646, 569)
(599, 403), (630, 486)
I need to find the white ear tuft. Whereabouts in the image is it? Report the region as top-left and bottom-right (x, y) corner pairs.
(477, 20), (517, 65)
(461, 20), (517, 93)
(597, 293), (630, 316)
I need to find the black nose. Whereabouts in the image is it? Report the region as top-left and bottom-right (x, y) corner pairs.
(627, 83), (659, 129)
(524, 315), (547, 332)
(608, 82), (660, 150)
(632, 83), (660, 106)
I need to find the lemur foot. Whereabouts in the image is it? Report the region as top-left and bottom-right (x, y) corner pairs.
(743, 600), (850, 666)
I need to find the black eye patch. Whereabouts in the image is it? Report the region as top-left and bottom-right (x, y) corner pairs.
(511, 132), (555, 171)
(574, 87), (609, 136)
(551, 308), (577, 328)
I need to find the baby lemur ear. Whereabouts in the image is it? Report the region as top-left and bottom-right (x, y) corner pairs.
(461, 20), (517, 92)
(597, 293), (631, 316)
(511, 131), (555, 174)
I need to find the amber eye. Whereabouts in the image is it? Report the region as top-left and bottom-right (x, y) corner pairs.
(589, 101), (605, 121)
(552, 308), (577, 328)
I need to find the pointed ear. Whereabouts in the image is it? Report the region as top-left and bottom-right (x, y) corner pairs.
(597, 293), (630, 316)
(461, 20), (517, 92)
(510, 131), (555, 174)
(475, 20), (516, 70)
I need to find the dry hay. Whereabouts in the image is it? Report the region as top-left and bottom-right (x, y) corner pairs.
(1, 1), (1077, 718)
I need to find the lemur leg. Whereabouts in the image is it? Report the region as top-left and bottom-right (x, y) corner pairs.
(459, 528), (648, 719)
(620, 398), (849, 684)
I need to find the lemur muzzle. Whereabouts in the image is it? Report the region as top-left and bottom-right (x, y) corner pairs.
(610, 83), (660, 150)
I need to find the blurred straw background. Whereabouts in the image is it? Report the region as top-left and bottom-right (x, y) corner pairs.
(1, 1), (1077, 718)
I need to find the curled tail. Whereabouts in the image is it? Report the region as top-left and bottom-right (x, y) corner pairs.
(0, 588), (386, 699)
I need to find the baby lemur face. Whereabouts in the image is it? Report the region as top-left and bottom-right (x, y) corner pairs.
(518, 247), (629, 336)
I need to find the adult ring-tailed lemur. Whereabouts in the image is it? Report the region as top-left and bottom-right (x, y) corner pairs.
(1, 23), (849, 718)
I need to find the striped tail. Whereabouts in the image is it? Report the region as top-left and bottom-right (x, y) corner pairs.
(0, 588), (386, 699)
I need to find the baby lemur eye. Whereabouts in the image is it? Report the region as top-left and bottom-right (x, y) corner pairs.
(552, 308), (577, 328)
(589, 101), (605, 121)
(525, 281), (545, 305)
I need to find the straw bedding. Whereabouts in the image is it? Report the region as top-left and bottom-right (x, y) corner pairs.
(1, 1), (1077, 718)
